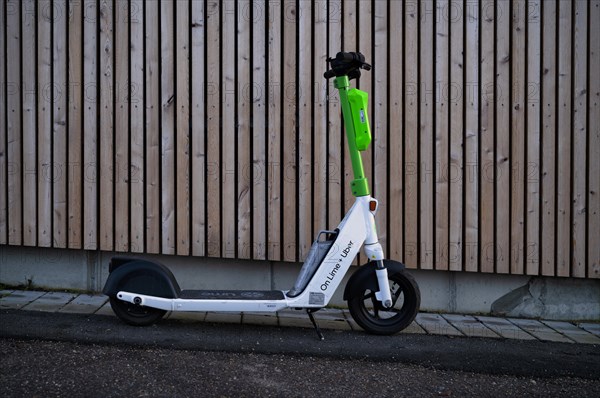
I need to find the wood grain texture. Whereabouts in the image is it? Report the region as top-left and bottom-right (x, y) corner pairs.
(22, 0), (37, 246)
(0, 0), (6, 244)
(1, 0), (597, 279)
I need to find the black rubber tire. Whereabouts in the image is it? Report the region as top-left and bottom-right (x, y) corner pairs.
(109, 296), (166, 326)
(347, 270), (421, 335)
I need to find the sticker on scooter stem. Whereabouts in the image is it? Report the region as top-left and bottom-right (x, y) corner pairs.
(309, 292), (325, 305)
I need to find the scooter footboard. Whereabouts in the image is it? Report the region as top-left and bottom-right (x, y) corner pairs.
(116, 291), (290, 313)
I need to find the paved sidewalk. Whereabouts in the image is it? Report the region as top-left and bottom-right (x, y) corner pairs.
(1, 289), (598, 344)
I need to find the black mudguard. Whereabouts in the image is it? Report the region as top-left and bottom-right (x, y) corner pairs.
(102, 257), (181, 298)
(343, 259), (406, 300)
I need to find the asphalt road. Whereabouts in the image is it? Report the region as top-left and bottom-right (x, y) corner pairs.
(1, 310), (599, 397)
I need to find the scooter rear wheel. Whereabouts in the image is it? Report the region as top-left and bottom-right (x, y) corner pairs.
(347, 270), (420, 335)
(109, 296), (166, 326)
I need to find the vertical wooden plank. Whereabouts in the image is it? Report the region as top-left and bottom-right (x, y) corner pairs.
(282, 0), (296, 262)
(313, 0), (327, 254)
(435, 0), (449, 271)
(22, 0), (37, 246)
(388, 0), (403, 261)
(541, 0), (556, 276)
(7, 0), (22, 245)
(526, 0), (541, 275)
(53, 0), (68, 248)
(480, 0), (495, 273)
(191, 0), (206, 257)
(160, 0), (175, 255)
(510, 0), (526, 274)
(99, 0), (113, 250)
(404, 0), (419, 268)
(130, 0), (144, 253)
(556, 0), (572, 277)
(145, 0), (160, 253)
(358, 0), (372, 202)
(221, 0), (235, 258)
(82, 0), (97, 250)
(237, 0), (251, 259)
(205, 0), (220, 257)
(251, 0), (267, 260)
(419, 0), (434, 270)
(68, 0), (82, 249)
(0, 0), (6, 244)
(495, 0), (510, 274)
(298, 0), (312, 260)
(571, 0), (587, 278)
(449, 0), (464, 271)
(589, 0), (600, 279)
(267, 0), (281, 261)
(176, 0), (190, 255)
(357, 2), (372, 265)
(373, 0), (387, 256)
(327, 0), (342, 232)
(342, 0), (357, 265)
(464, 0), (479, 272)
(114, 0), (129, 252)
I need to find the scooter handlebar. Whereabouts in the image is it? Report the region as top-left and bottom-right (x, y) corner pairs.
(323, 51), (371, 80)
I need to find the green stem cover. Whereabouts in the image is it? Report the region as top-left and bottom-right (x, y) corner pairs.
(334, 76), (370, 197)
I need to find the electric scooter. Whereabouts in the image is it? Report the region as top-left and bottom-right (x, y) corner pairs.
(103, 52), (421, 338)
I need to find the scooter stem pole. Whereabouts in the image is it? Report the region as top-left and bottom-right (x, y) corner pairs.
(334, 76), (370, 197)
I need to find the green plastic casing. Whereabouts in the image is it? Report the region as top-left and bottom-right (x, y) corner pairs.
(334, 76), (370, 197)
(347, 88), (372, 151)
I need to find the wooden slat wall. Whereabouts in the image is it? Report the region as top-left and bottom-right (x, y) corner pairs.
(0, 0), (598, 279)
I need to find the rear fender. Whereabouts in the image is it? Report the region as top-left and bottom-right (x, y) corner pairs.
(343, 259), (405, 300)
(102, 258), (181, 299)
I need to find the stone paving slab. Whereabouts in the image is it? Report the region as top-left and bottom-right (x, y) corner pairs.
(578, 323), (600, 337)
(315, 318), (353, 331)
(442, 314), (501, 339)
(415, 313), (464, 337)
(95, 301), (115, 317)
(312, 309), (352, 330)
(241, 313), (279, 327)
(167, 311), (207, 323)
(542, 320), (600, 345)
(277, 309), (313, 319)
(312, 308), (346, 321)
(0, 290), (46, 309)
(278, 316), (314, 329)
(400, 320), (427, 335)
(343, 313), (360, 331)
(274, 309), (353, 330)
(508, 318), (574, 343)
(475, 316), (537, 340)
(60, 294), (108, 314)
(21, 292), (77, 312)
(204, 312), (242, 324)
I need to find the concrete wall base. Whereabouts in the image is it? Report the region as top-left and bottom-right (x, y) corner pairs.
(1, 246), (598, 321)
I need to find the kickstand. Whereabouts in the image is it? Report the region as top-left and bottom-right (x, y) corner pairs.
(306, 309), (325, 341)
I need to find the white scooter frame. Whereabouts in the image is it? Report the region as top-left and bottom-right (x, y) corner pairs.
(116, 196), (391, 313)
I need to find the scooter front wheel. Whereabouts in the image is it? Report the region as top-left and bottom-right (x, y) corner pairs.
(347, 270), (420, 335)
(109, 296), (166, 326)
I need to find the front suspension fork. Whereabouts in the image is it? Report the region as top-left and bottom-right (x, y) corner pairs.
(363, 199), (393, 308)
(364, 242), (393, 308)
(374, 261), (393, 308)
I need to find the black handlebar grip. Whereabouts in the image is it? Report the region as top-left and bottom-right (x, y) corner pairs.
(324, 69), (337, 79)
(337, 51), (357, 61)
